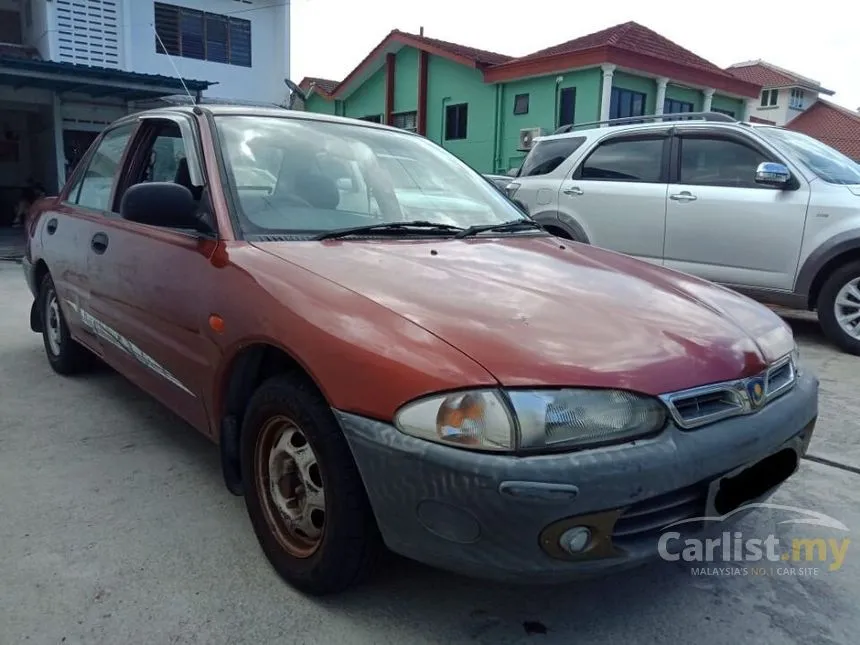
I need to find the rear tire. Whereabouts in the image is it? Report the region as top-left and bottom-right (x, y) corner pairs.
(39, 274), (93, 375)
(817, 261), (860, 355)
(240, 374), (381, 595)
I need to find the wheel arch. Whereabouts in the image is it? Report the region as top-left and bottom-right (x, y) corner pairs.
(798, 234), (860, 309)
(216, 340), (331, 496)
(531, 211), (589, 243)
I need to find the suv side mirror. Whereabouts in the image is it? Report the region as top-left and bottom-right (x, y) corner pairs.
(120, 182), (211, 233)
(755, 162), (791, 187)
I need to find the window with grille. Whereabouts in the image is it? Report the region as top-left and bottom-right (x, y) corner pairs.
(55, 0), (121, 68)
(155, 2), (252, 67)
(391, 112), (417, 132)
(760, 89), (778, 107)
(789, 88), (805, 110)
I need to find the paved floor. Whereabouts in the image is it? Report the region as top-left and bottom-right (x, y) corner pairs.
(1, 261), (858, 645)
(0, 229), (25, 261)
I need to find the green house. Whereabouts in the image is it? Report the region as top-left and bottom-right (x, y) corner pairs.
(300, 21), (762, 174)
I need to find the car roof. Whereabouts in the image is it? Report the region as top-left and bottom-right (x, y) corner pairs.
(533, 119), (774, 145)
(119, 104), (409, 134)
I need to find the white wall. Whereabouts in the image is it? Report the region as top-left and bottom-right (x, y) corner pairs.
(748, 87), (820, 126)
(123, 0), (290, 105)
(16, 0), (54, 60)
(21, 0), (53, 59)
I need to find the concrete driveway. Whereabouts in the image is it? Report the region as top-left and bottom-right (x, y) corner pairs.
(1, 261), (858, 645)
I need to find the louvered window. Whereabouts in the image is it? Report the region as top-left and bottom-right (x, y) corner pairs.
(55, 0), (121, 68)
(154, 2), (252, 68)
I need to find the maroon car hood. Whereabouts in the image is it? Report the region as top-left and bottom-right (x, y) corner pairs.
(255, 236), (795, 395)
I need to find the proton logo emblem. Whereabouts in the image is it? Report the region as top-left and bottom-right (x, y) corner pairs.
(746, 377), (766, 409)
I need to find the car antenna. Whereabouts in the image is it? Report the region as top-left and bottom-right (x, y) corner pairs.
(152, 24), (198, 106)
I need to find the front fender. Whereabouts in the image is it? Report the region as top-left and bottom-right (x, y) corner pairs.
(530, 210), (590, 243)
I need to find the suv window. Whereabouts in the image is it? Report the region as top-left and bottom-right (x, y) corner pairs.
(69, 123), (135, 212)
(679, 137), (770, 188)
(579, 137), (663, 182)
(519, 137), (585, 177)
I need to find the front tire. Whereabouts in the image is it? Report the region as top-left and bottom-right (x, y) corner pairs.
(818, 261), (860, 355)
(240, 375), (381, 595)
(39, 274), (92, 374)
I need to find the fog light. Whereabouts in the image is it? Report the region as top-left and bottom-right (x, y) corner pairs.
(559, 526), (592, 554)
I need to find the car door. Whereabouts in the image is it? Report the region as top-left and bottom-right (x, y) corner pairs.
(510, 136), (587, 228)
(558, 131), (670, 264)
(85, 113), (221, 435)
(39, 122), (138, 352)
(663, 129), (810, 290)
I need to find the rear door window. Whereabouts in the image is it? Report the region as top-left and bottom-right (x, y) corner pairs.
(519, 137), (586, 177)
(577, 137), (665, 183)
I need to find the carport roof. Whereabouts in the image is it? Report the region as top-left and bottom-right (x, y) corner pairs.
(0, 56), (215, 101)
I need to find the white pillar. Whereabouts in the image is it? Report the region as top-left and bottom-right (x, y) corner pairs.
(742, 99), (756, 122)
(121, 0), (134, 71)
(599, 64), (616, 124)
(655, 77), (669, 115)
(702, 88), (715, 113)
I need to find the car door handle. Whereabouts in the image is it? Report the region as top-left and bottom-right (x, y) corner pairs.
(46, 218), (57, 234)
(669, 192), (697, 202)
(563, 186), (584, 196)
(91, 232), (109, 254)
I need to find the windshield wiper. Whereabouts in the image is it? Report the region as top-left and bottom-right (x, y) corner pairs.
(314, 220), (465, 241)
(453, 219), (544, 239)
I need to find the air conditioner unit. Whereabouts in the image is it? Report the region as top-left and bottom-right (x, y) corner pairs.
(518, 127), (547, 151)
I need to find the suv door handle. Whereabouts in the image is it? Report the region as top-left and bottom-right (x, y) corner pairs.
(46, 218), (57, 234)
(91, 232), (109, 254)
(563, 186), (584, 196)
(669, 192), (697, 202)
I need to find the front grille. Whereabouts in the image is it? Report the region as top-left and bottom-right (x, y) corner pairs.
(671, 388), (745, 427)
(612, 483), (708, 546)
(661, 354), (797, 430)
(766, 359), (795, 396)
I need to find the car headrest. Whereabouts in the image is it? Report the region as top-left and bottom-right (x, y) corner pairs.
(294, 170), (340, 210)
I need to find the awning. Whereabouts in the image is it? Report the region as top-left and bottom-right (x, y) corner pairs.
(0, 56), (215, 101)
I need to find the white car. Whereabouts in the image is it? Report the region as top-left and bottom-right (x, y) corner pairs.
(507, 112), (860, 355)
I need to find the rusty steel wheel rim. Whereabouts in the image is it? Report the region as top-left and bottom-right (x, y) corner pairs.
(255, 415), (326, 558)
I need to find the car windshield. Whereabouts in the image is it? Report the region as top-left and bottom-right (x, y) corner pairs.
(757, 127), (860, 185)
(215, 115), (527, 235)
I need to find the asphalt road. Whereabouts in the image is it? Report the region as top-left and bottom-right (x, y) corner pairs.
(1, 260), (858, 645)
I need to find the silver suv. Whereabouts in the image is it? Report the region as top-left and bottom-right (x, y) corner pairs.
(507, 112), (860, 355)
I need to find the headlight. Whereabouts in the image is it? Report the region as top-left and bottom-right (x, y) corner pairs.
(509, 389), (666, 450)
(394, 390), (515, 451)
(394, 388), (666, 452)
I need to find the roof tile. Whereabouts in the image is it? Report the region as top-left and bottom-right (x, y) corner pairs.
(514, 21), (731, 77)
(394, 30), (513, 66)
(786, 100), (860, 160)
(726, 63), (795, 88)
(299, 76), (339, 94)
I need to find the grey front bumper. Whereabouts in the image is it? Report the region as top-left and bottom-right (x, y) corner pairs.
(336, 371), (819, 583)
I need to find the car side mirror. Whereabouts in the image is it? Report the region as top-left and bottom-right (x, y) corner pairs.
(755, 162), (791, 187)
(120, 182), (211, 233)
(506, 167), (520, 177)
